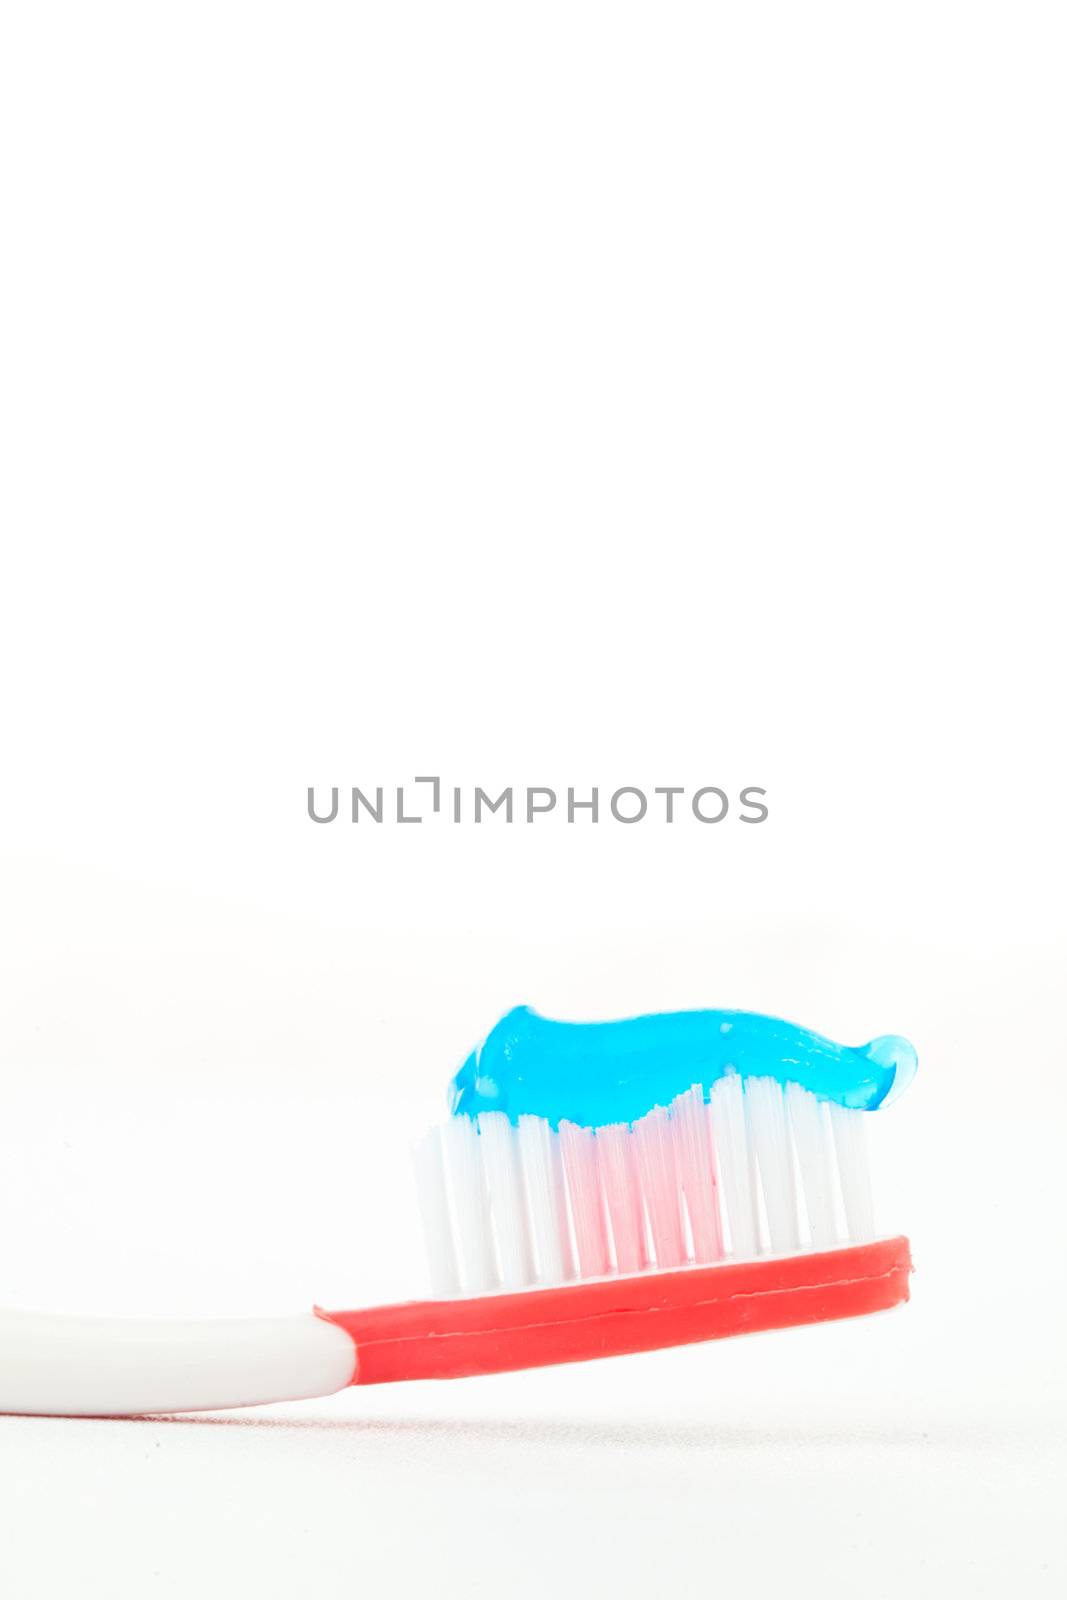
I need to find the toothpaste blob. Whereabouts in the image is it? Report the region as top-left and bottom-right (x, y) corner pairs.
(449, 1006), (918, 1128)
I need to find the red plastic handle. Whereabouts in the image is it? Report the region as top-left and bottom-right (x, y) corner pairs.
(319, 1236), (911, 1385)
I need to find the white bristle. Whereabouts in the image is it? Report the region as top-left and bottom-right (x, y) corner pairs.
(439, 1114), (496, 1293)
(786, 1083), (838, 1248)
(559, 1121), (611, 1277)
(709, 1073), (762, 1260)
(419, 1078), (885, 1296)
(516, 1114), (572, 1284)
(829, 1101), (876, 1242)
(412, 1126), (461, 1298)
(745, 1076), (800, 1254)
(477, 1111), (534, 1289)
(671, 1085), (725, 1263)
(632, 1106), (686, 1268)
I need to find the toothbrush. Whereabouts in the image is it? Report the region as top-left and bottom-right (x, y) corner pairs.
(0, 1007), (916, 1417)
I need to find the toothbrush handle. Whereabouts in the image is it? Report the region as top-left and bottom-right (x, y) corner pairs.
(0, 1238), (911, 1415)
(0, 1308), (356, 1417)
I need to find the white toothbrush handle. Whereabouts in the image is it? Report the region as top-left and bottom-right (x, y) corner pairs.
(0, 1306), (356, 1416)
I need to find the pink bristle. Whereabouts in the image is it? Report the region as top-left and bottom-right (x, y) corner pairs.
(633, 1106), (686, 1268)
(559, 1121), (611, 1278)
(596, 1122), (648, 1275)
(671, 1085), (725, 1263)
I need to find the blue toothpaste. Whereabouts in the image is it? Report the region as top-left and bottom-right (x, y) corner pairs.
(449, 1006), (918, 1128)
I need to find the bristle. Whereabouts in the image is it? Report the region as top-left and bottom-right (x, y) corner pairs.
(477, 1111), (534, 1289)
(829, 1101), (876, 1241)
(419, 1074), (881, 1297)
(633, 1106), (686, 1268)
(559, 1121), (611, 1277)
(786, 1082), (837, 1248)
(516, 1113), (572, 1284)
(596, 1122), (648, 1274)
(412, 1126), (461, 1297)
(671, 1085), (725, 1263)
(439, 1114), (496, 1293)
(709, 1073), (762, 1259)
(745, 1076), (800, 1254)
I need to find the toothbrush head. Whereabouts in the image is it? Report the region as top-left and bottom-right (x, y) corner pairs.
(334, 1006), (919, 1387)
(417, 1006), (916, 1307)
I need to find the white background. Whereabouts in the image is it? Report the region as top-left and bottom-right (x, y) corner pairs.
(1, 2), (1064, 1595)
